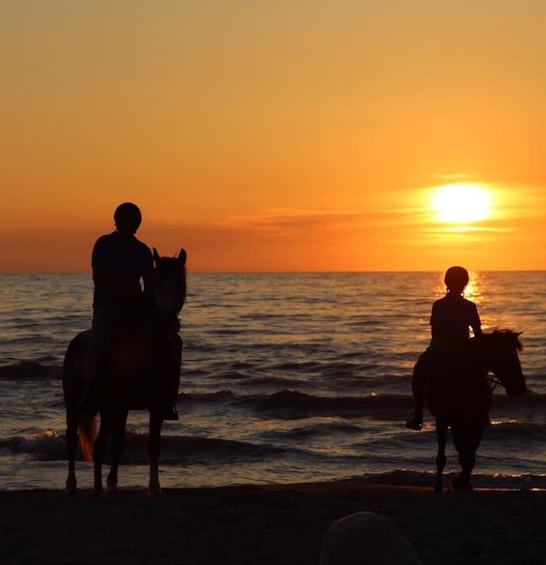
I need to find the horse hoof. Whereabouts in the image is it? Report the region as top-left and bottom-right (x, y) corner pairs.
(106, 480), (117, 495)
(65, 478), (77, 496)
(147, 487), (164, 497)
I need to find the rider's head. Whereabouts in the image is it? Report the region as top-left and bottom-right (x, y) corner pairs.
(444, 266), (469, 294)
(114, 202), (142, 235)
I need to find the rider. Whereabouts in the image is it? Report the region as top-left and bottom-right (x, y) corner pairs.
(406, 266), (482, 430)
(83, 202), (179, 419)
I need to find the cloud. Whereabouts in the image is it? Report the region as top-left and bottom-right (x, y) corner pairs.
(422, 225), (516, 234)
(215, 206), (427, 235)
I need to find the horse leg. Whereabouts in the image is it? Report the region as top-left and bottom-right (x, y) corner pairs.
(93, 415), (112, 496)
(106, 410), (128, 494)
(65, 408), (79, 495)
(148, 412), (164, 496)
(452, 426), (482, 491)
(434, 419), (447, 493)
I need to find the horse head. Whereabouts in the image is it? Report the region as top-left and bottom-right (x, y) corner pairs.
(151, 248), (187, 318)
(479, 330), (527, 398)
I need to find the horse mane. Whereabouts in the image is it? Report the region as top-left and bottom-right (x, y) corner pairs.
(487, 329), (523, 351)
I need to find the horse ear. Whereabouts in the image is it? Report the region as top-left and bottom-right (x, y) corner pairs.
(178, 249), (187, 266)
(153, 248), (161, 264)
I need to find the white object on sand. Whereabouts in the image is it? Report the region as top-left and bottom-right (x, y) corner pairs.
(320, 511), (423, 565)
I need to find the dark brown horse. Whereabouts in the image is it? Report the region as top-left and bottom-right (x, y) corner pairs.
(63, 249), (187, 495)
(424, 330), (526, 492)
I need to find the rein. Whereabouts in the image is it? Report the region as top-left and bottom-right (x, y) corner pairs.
(488, 374), (501, 392)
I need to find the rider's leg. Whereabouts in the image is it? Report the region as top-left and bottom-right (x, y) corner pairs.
(82, 307), (119, 412)
(406, 352), (429, 430)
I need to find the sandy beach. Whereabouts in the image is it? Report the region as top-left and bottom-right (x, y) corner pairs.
(2, 481), (545, 565)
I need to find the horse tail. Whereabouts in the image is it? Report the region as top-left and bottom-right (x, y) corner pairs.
(62, 330), (98, 463)
(78, 413), (98, 463)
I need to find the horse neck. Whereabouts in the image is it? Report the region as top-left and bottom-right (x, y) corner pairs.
(474, 333), (513, 376)
(125, 302), (179, 338)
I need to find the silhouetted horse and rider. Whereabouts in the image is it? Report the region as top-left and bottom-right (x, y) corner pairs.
(63, 203), (187, 495)
(407, 267), (526, 491)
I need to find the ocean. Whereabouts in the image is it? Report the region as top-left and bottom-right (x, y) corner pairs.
(1, 272), (545, 491)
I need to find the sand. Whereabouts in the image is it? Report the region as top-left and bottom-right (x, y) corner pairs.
(1, 481), (545, 565)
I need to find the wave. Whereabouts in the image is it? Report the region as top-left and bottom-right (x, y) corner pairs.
(180, 390), (235, 403)
(247, 389), (412, 418)
(3, 430), (288, 465)
(261, 421), (364, 442)
(238, 389), (546, 418)
(177, 387), (546, 421)
(0, 361), (61, 380)
(0, 422), (427, 466)
(354, 470), (546, 490)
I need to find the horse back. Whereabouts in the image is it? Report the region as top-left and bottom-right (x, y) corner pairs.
(62, 328), (181, 411)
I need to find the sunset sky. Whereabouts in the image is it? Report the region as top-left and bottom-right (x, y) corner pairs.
(2, 1), (545, 272)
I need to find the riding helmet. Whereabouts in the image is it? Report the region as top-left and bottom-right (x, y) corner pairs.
(444, 266), (469, 289)
(114, 202), (142, 225)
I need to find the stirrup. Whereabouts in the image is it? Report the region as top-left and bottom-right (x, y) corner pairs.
(163, 407), (179, 421)
(406, 412), (422, 431)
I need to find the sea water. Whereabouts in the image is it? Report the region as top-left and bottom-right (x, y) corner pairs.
(1, 272), (545, 491)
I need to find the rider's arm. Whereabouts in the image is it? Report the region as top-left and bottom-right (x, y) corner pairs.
(470, 303), (482, 337)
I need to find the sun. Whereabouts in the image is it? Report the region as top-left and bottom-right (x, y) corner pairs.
(432, 183), (492, 223)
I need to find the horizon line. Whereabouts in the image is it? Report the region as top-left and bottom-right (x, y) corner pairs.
(1, 268), (545, 276)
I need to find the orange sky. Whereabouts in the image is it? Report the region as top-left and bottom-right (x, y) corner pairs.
(2, 1), (545, 272)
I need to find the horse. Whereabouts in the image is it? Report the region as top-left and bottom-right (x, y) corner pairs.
(422, 330), (526, 492)
(62, 248), (187, 496)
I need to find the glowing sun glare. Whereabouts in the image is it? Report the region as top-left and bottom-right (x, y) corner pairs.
(433, 184), (492, 223)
